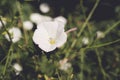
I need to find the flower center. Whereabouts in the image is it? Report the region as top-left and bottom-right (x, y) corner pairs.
(49, 38), (56, 45)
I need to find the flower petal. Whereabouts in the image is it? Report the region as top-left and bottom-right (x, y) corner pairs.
(56, 32), (67, 47)
(4, 27), (22, 43)
(56, 23), (65, 37)
(54, 16), (67, 25)
(38, 44), (56, 52)
(30, 13), (43, 24)
(37, 22), (58, 39)
(33, 27), (56, 52)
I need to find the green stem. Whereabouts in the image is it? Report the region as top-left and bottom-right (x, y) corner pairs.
(95, 49), (108, 80)
(80, 0), (86, 19)
(78, 0), (100, 37)
(104, 21), (120, 35)
(3, 44), (13, 75)
(0, 56), (7, 63)
(86, 39), (120, 49)
(0, 17), (12, 43)
(80, 49), (85, 80)
(56, 69), (62, 80)
(67, 0), (100, 53)
(16, 1), (28, 45)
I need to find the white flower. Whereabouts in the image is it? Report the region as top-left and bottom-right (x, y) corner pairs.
(30, 13), (43, 24)
(0, 20), (6, 29)
(96, 31), (105, 39)
(30, 13), (52, 24)
(13, 63), (23, 75)
(59, 58), (71, 71)
(54, 16), (67, 25)
(39, 3), (50, 13)
(23, 21), (33, 30)
(4, 27), (22, 43)
(43, 15), (52, 22)
(33, 21), (67, 52)
(82, 37), (89, 45)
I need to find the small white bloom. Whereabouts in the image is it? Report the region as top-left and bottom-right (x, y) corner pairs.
(39, 3), (50, 13)
(59, 58), (71, 71)
(33, 21), (67, 52)
(0, 20), (6, 29)
(13, 63), (23, 75)
(54, 16), (67, 25)
(4, 27), (22, 43)
(96, 31), (105, 39)
(82, 37), (89, 45)
(23, 21), (33, 30)
(30, 13), (43, 24)
(30, 13), (52, 24)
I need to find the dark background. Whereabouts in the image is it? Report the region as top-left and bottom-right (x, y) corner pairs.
(30, 0), (120, 21)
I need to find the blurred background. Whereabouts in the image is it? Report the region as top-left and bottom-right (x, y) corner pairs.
(0, 0), (120, 80)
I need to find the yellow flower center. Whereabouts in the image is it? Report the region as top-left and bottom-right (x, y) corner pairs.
(49, 38), (56, 45)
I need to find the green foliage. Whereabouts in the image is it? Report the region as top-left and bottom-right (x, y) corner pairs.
(0, 0), (120, 80)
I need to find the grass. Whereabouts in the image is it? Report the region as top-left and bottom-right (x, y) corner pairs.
(0, 0), (120, 80)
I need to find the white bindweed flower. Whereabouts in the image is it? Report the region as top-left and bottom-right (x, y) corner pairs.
(23, 21), (33, 30)
(39, 3), (50, 13)
(59, 58), (71, 71)
(33, 21), (67, 52)
(30, 13), (52, 24)
(13, 63), (23, 75)
(82, 37), (89, 45)
(4, 27), (22, 43)
(54, 16), (67, 25)
(0, 20), (6, 29)
(96, 31), (105, 39)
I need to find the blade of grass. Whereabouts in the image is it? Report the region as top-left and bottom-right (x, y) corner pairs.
(71, 0), (100, 48)
(104, 21), (120, 35)
(79, 48), (85, 80)
(95, 49), (109, 80)
(86, 38), (120, 49)
(2, 44), (13, 75)
(66, 0), (100, 55)
(16, 1), (28, 45)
